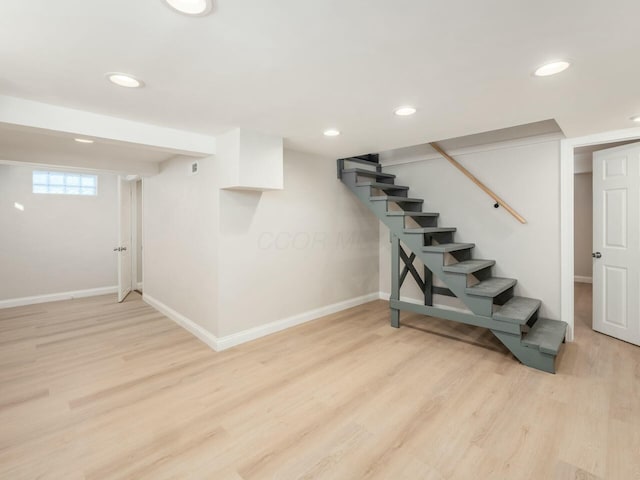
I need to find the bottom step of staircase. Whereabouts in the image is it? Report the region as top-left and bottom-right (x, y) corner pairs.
(522, 318), (567, 355)
(492, 318), (567, 374)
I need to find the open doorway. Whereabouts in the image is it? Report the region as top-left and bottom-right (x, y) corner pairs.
(571, 139), (640, 344)
(116, 176), (144, 302)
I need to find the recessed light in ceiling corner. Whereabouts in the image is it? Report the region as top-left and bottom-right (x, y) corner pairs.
(533, 60), (571, 77)
(164, 0), (213, 16)
(394, 106), (417, 116)
(323, 129), (341, 137)
(631, 115), (640, 123)
(74, 138), (94, 144)
(106, 72), (145, 88)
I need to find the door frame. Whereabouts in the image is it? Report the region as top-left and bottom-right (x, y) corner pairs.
(130, 178), (143, 292)
(560, 126), (640, 342)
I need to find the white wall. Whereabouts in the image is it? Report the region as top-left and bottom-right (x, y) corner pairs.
(0, 164), (117, 301)
(143, 156), (218, 333)
(574, 173), (593, 279)
(216, 149), (379, 337)
(379, 137), (562, 320)
(142, 149), (379, 340)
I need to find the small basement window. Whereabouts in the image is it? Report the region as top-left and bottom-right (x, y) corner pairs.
(32, 171), (98, 196)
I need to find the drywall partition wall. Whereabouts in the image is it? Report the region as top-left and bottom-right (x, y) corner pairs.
(215, 149), (379, 338)
(574, 173), (593, 281)
(217, 128), (284, 190)
(379, 137), (562, 320)
(142, 149), (379, 344)
(143, 156), (218, 334)
(0, 164), (118, 302)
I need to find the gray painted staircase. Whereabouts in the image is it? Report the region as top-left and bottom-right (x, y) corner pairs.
(339, 157), (567, 373)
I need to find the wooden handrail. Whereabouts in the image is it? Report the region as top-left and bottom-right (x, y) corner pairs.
(429, 142), (527, 224)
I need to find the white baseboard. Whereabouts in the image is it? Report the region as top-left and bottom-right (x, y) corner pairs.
(136, 282), (143, 291)
(378, 291), (423, 304)
(574, 276), (593, 284)
(215, 292), (381, 351)
(142, 292), (381, 352)
(0, 286), (118, 309)
(142, 294), (218, 351)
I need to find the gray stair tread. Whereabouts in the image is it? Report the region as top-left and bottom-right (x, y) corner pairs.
(342, 168), (395, 179)
(422, 243), (475, 253)
(342, 157), (379, 167)
(442, 259), (495, 274)
(404, 227), (456, 234)
(387, 211), (439, 217)
(370, 196), (423, 203)
(522, 318), (567, 355)
(493, 296), (541, 325)
(465, 277), (517, 297)
(356, 182), (409, 190)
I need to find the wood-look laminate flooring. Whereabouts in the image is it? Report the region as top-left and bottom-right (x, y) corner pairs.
(0, 285), (638, 479)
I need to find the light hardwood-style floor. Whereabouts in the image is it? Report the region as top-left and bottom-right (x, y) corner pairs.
(0, 285), (639, 479)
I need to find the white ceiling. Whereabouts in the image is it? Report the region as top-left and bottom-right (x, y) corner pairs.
(1, 0), (639, 159)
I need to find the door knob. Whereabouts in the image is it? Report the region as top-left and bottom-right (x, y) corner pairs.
(113, 247), (120, 252)
(592, 252), (602, 258)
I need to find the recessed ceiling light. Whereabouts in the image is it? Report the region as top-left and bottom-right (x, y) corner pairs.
(74, 138), (94, 144)
(631, 115), (640, 123)
(106, 72), (144, 88)
(394, 106), (417, 116)
(164, 0), (212, 16)
(534, 60), (571, 77)
(323, 129), (341, 137)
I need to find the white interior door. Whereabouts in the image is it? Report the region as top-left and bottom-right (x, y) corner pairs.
(592, 142), (640, 346)
(117, 177), (132, 303)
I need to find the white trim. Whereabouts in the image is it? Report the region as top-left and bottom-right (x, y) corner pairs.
(574, 276), (593, 284)
(131, 180), (138, 291)
(0, 286), (118, 309)
(380, 132), (564, 167)
(560, 126), (640, 343)
(143, 294), (218, 350)
(143, 292), (380, 352)
(136, 282), (144, 291)
(215, 292), (380, 351)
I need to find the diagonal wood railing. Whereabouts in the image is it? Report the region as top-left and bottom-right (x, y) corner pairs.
(429, 142), (527, 224)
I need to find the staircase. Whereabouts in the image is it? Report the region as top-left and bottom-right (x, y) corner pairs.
(338, 155), (567, 373)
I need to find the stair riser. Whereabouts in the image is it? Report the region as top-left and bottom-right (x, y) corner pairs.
(468, 268), (492, 285)
(409, 217), (439, 228)
(369, 187), (409, 197)
(390, 200), (422, 212)
(493, 286), (515, 306)
(342, 170), (395, 185)
(423, 232), (454, 245)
